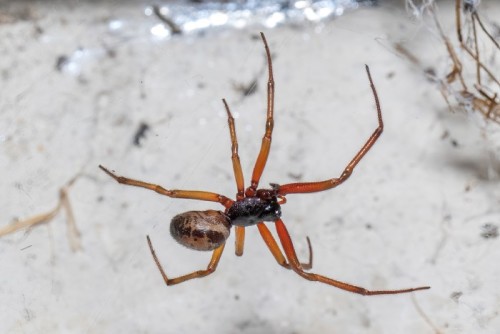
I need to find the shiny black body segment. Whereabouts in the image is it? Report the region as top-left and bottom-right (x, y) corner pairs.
(226, 196), (281, 227)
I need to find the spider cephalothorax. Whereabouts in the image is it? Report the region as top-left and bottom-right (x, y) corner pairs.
(227, 191), (281, 227)
(99, 32), (429, 295)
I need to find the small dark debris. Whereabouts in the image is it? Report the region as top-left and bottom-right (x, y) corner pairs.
(451, 139), (459, 147)
(250, 33), (261, 41)
(386, 71), (395, 79)
(34, 25), (44, 36)
(133, 122), (150, 147)
(236, 320), (252, 331)
(286, 172), (303, 181)
(152, 5), (182, 35)
(463, 1), (476, 13)
(365, 223), (372, 230)
(234, 294), (240, 301)
(450, 291), (462, 303)
(20, 245), (32, 251)
(233, 79), (258, 97)
(480, 223), (498, 239)
(55, 55), (69, 72)
(424, 67), (437, 82)
(140, 81), (147, 99)
(106, 48), (117, 58)
(96, 195), (104, 202)
(235, 318), (269, 332)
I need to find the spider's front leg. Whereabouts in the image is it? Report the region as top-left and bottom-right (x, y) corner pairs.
(277, 65), (383, 196)
(99, 165), (233, 208)
(222, 99), (246, 256)
(247, 32), (275, 196)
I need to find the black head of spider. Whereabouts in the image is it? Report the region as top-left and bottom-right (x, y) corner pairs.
(226, 196), (281, 227)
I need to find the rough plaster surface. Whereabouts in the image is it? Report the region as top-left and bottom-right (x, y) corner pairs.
(1, 1), (500, 333)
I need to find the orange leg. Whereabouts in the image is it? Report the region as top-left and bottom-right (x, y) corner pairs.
(223, 99), (245, 200)
(257, 222), (312, 270)
(147, 235), (225, 285)
(278, 65), (383, 196)
(222, 98), (246, 256)
(99, 165), (233, 208)
(274, 219), (430, 295)
(234, 226), (245, 256)
(247, 32), (275, 196)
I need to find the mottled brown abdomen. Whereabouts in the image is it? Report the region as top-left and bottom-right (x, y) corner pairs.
(170, 210), (231, 251)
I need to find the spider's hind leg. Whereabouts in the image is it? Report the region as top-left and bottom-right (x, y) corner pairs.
(147, 236), (225, 285)
(257, 222), (313, 270)
(274, 218), (430, 295)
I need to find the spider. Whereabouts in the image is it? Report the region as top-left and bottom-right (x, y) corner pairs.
(99, 32), (430, 295)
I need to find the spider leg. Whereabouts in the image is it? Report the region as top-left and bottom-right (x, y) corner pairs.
(274, 219), (430, 295)
(147, 235), (225, 286)
(277, 65), (383, 196)
(247, 32), (275, 196)
(222, 99), (248, 256)
(234, 226), (245, 256)
(222, 99), (245, 199)
(99, 165), (233, 208)
(257, 222), (312, 270)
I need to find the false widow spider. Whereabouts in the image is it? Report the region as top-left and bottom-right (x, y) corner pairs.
(99, 33), (430, 295)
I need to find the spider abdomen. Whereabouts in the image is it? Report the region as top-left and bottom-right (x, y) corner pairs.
(170, 210), (231, 251)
